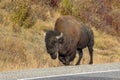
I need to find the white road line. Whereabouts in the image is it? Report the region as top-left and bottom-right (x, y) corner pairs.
(18, 69), (120, 80)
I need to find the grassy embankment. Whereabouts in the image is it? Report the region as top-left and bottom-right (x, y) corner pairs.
(0, 0), (120, 71)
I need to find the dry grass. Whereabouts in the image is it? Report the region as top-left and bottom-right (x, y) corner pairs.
(0, 20), (120, 72)
(0, 14), (63, 71)
(0, 0), (120, 72)
(91, 28), (120, 63)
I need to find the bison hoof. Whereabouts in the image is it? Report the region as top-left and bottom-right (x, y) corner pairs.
(51, 55), (57, 59)
(76, 63), (80, 65)
(89, 62), (93, 64)
(64, 61), (70, 65)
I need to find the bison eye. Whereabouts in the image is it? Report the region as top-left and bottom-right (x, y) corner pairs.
(52, 41), (57, 45)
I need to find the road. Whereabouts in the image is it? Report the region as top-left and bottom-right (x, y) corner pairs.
(0, 63), (120, 80)
(19, 70), (120, 80)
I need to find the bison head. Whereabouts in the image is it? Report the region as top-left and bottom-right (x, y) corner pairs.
(45, 30), (64, 59)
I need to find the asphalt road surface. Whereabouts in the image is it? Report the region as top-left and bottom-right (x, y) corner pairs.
(0, 63), (120, 80)
(20, 70), (120, 80)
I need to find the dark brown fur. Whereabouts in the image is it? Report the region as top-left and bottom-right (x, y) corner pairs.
(45, 15), (94, 65)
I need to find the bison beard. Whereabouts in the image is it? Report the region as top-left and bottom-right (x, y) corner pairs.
(45, 15), (94, 65)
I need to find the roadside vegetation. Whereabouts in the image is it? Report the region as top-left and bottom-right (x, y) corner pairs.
(0, 0), (120, 71)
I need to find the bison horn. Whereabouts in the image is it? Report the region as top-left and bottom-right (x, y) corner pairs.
(56, 33), (63, 39)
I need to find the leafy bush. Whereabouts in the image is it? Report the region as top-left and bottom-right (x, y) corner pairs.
(11, 0), (35, 28)
(110, 9), (120, 36)
(59, 0), (73, 15)
(59, 0), (91, 22)
(59, 0), (120, 36)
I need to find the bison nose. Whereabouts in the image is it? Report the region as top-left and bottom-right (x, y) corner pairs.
(51, 54), (57, 59)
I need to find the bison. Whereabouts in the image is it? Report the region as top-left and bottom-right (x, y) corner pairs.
(45, 15), (94, 65)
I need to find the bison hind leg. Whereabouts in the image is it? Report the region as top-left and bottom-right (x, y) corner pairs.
(88, 46), (93, 64)
(76, 48), (83, 65)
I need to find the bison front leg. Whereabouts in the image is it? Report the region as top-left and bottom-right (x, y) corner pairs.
(58, 54), (70, 65)
(65, 56), (70, 65)
(76, 48), (83, 65)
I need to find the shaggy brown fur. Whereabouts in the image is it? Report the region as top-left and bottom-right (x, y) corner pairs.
(45, 15), (94, 65)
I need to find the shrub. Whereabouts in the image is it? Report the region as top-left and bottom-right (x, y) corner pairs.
(59, 0), (120, 36)
(49, 0), (61, 8)
(59, 0), (92, 22)
(110, 9), (120, 36)
(59, 0), (73, 15)
(30, 0), (53, 21)
(72, 0), (92, 22)
(11, 0), (35, 28)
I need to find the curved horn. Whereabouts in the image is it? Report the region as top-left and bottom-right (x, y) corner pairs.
(56, 33), (63, 39)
